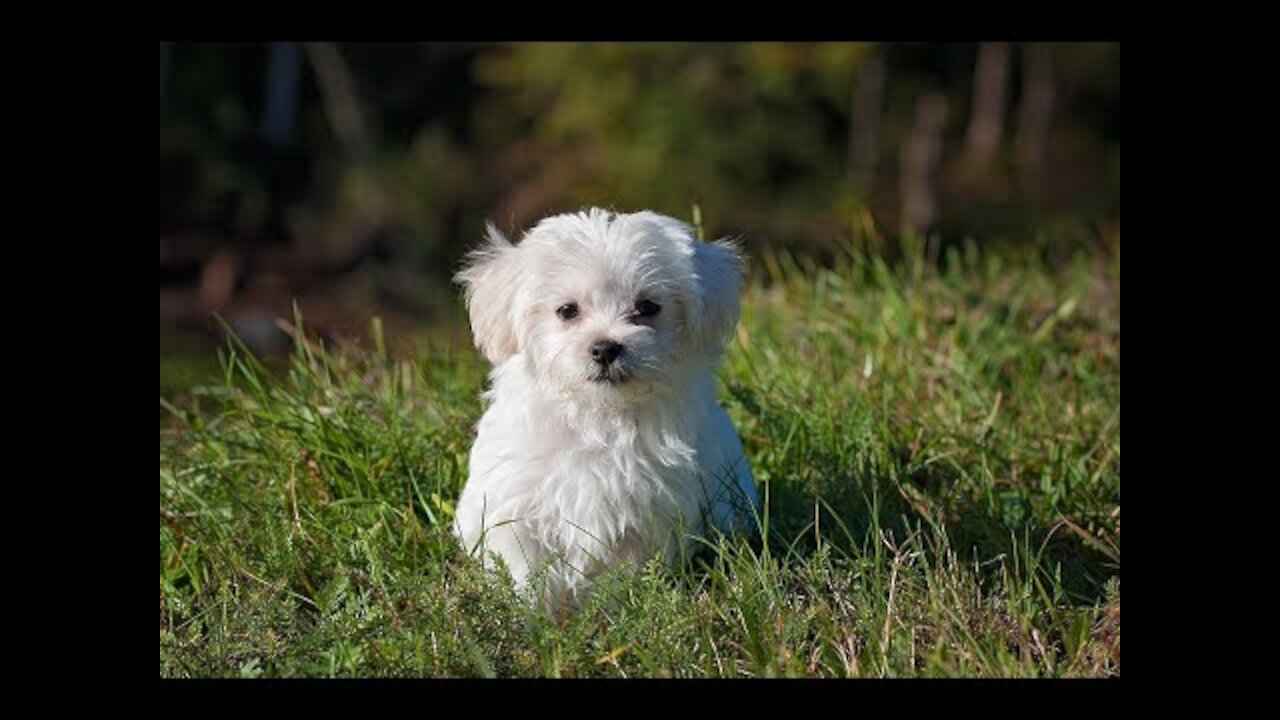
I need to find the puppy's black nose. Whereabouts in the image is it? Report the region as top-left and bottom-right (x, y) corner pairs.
(590, 340), (624, 366)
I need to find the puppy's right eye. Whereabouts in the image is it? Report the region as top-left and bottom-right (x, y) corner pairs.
(556, 303), (579, 321)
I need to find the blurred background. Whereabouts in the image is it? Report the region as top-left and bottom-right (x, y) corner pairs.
(160, 42), (1119, 382)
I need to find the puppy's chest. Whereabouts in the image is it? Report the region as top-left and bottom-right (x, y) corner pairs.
(547, 441), (698, 507)
(476, 394), (713, 545)
(527, 434), (706, 539)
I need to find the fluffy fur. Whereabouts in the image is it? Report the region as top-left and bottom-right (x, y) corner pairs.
(453, 208), (758, 607)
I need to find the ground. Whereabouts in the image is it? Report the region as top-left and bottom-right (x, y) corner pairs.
(159, 236), (1120, 678)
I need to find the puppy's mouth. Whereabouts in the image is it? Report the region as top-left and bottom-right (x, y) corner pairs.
(588, 367), (631, 385)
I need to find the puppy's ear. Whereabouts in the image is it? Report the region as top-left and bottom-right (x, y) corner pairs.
(455, 223), (524, 365)
(688, 238), (745, 357)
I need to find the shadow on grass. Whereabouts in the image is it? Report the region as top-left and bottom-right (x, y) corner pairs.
(745, 448), (1117, 607)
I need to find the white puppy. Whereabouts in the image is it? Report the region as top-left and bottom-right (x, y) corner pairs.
(452, 208), (758, 607)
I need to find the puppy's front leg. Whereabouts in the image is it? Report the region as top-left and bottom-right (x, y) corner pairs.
(468, 519), (541, 591)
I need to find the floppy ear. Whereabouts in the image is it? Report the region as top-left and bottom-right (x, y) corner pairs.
(455, 223), (524, 365)
(688, 238), (745, 357)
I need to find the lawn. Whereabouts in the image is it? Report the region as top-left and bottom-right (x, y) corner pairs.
(159, 235), (1120, 678)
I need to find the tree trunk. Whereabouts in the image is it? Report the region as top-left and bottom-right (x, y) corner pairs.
(1016, 42), (1055, 193)
(303, 42), (371, 161)
(262, 42), (302, 148)
(848, 49), (886, 197)
(963, 42), (1009, 174)
(301, 42), (390, 269)
(899, 93), (949, 235)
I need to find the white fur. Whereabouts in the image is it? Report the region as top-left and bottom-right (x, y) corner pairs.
(453, 208), (758, 607)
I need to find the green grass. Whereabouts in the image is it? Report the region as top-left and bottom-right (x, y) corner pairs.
(159, 237), (1119, 678)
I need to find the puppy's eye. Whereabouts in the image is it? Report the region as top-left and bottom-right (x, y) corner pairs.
(634, 300), (661, 318)
(556, 303), (579, 321)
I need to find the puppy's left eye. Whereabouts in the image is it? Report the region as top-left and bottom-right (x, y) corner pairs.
(556, 303), (579, 321)
(634, 300), (661, 318)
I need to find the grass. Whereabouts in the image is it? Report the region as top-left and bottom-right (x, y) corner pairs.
(159, 235), (1120, 678)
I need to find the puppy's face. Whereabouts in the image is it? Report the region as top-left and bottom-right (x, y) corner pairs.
(457, 209), (743, 406)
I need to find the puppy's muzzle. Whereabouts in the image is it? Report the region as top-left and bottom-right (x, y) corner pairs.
(590, 339), (624, 367)
(589, 339), (629, 383)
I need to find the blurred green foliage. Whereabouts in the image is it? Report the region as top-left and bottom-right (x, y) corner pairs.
(473, 44), (870, 232)
(160, 42), (1119, 285)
